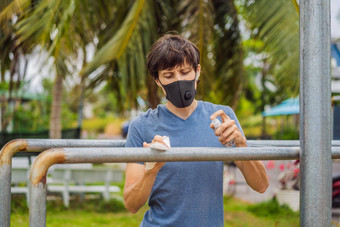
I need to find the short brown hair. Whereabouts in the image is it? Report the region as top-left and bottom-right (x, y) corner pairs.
(146, 34), (200, 80)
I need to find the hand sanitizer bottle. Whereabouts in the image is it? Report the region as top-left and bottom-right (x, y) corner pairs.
(212, 118), (235, 147)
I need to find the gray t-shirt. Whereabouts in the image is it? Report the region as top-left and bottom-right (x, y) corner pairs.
(125, 101), (245, 227)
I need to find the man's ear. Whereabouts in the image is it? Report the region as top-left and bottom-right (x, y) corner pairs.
(155, 79), (161, 87)
(196, 64), (201, 80)
(155, 78), (167, 96)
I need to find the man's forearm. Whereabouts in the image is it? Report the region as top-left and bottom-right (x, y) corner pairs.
(124, 169), (159, 213)
(235, 160), (269, 193)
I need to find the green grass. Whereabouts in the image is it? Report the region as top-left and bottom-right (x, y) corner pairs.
(11, 195), (146, 227)
(12, 208), (147, 227)
(10, 194), (302, 226)
(223, 196), (299, 227)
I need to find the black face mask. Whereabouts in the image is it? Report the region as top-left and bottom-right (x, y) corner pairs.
(160, 78), (197, 108)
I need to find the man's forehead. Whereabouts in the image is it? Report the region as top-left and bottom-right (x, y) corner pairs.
(160, 63), (193, 72)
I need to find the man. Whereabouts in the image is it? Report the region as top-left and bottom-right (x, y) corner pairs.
(124, 34), (269, 226)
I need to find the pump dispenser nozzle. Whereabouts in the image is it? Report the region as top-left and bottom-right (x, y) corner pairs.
(212, 118), (221, 129)
(211, 118), (235, 147)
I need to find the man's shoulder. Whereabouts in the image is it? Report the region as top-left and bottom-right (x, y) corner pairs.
(130, 106), (163, 125)
(199, 101), (234, 114)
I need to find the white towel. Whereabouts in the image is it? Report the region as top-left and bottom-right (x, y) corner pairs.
(145, 136), (171, 170)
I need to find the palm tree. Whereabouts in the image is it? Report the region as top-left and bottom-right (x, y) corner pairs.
(1, 0), (95, 137)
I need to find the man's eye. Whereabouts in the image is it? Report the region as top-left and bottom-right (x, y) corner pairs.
(182, 71), (190, 75)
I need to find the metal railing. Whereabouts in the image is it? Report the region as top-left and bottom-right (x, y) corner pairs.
(1, 140), (339, 226)
(28, 146), (340, 227)
(0, 0), (333, 226)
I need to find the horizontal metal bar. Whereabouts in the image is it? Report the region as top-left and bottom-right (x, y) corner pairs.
(331, 147), (340, 159)
(26, 139), (126, 151)
(63, 146), (340, 162)
(61, 147), (300, 162)
(248, 140), (340, 147)
(23, 139), (340, 150)
(25, 139), (340, 149)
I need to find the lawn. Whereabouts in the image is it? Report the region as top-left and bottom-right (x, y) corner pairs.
(223, 196), (299, 227)
(11, 195), (301, 226)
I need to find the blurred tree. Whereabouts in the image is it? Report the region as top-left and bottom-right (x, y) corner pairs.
(0, 0), (31, 131)
(81, 0), (244, 109)
(0, 0), (298, 137)
(239, 0), (299, 137)
(1, 0), (93, 137)
(241, 0), (300, 100)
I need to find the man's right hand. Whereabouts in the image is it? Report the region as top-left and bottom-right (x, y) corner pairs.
(143, 135), (166, 173)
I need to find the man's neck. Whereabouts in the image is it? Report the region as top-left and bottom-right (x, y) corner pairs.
(165, 100), (198, 120)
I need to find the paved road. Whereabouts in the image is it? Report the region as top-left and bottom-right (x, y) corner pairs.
(228, 160), (340, 223)
(226, 160), (287, 203)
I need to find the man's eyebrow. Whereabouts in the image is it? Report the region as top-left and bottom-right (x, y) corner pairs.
(161, 70), (173, 73)
(159, 71), (173, 76)
(160, 66), (192, 74)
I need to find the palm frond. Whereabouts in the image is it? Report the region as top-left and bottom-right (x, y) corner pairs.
(82, 0), (146, 76)
(243, 0), (299, 97)
(210, 0), (244, 108)
(0, 0), (30, 28)
(15, 0), (62, 50)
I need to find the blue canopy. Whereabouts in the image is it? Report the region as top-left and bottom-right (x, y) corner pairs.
(262, 97), (299, 117)
(332, 43), (340, 66)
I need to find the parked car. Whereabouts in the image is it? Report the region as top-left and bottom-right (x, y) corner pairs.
(333, 173), (340, 208)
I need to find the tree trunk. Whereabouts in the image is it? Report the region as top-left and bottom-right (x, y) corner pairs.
(261, 59), (269, 138)
(76, 78), (85, 138)
(1, 50), (19, 132)
(49, 72), (63, 139)
(76, 47), (87, 139)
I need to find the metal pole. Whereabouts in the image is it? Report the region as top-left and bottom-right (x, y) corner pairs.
(248, 140), (340, 147)
(29, 182), (46, 227)
(0, 139), (125, 227)
(25, 139), (126, 151)
(29, 148), (65, 227)
(332, 147), (340, 159)
(300, 0), (331, 226)
(0, 139), (28, 227)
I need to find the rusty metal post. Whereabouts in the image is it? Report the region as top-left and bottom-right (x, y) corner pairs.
(0, 139), (28, 227)
(0, 139), (125, 227)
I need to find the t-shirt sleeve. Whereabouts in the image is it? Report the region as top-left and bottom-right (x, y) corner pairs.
(125, 117), (144, 147)
(125, 117), (144, 165)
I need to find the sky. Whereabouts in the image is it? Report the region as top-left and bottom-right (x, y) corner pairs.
(331, 0), (340, 39)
